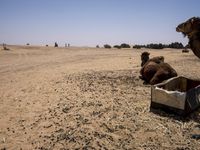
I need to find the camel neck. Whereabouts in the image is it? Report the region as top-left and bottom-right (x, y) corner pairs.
(188, 31), (200, 41)
(189, 32), (200, 51)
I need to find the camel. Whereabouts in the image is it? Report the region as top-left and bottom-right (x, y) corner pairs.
(140, 52), (177, 85)
(176, 17), (200, 58)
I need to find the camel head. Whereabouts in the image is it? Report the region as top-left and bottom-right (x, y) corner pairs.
(141, 52), (150, 66)
(176, 17), (200, 37)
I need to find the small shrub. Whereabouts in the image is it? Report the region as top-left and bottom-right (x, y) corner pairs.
(146, 43), (164, 49)
(120, 43), (130, 48)
(26, 43), (30, 46)
(113, 45), (121, 49)
(96, 45), (100, 48)
(168, 42), (184, 49)
(104, 44), (111, 49)
(133, 45), (145, 49)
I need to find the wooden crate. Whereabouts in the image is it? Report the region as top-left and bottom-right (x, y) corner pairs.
(151, 76), (200, 116)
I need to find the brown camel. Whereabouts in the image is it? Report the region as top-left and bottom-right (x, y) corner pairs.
(140, 52), (177, 85)
(176, 17), (200, 58)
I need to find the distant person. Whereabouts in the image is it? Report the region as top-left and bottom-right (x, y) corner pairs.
(2, 43), (9, 50)
(54, 42), (58, 47)
(68, 44), (70, 47)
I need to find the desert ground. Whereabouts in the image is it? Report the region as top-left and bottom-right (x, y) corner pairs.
(0, 45), (200, 150)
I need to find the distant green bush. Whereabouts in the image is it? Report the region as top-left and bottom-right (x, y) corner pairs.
(120, 43), (130, 48)
(168, 42), (184, 49)
(104, 44), (112, 49)
(133, 45), (146, 49)
(113, 45), (121, 49)
(146, 43), (164, 49)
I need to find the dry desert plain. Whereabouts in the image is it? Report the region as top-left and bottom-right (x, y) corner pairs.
(0, 45), (200, 150)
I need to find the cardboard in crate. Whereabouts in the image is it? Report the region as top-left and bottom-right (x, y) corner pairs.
(151, 76), (200, 116)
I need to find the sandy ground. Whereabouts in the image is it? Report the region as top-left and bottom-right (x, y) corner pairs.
(0, 45), (200, 150)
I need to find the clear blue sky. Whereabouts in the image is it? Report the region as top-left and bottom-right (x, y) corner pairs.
(0, 0), (200, 46)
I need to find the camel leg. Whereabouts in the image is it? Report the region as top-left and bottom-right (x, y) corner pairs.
(150, 71), (168, 85)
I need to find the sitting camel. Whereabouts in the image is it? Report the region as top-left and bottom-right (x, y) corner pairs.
(140, 52), (177, 85)
(141, 52), (164, 67)
(176, 17), (200, 58)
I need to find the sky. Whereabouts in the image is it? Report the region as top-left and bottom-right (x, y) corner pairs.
(0, 0), (200, 47)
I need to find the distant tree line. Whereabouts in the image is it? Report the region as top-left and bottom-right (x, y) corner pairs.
(103, 42), (184, 49)
(133, 42), (184, 49)
(104, 42), (184, 49)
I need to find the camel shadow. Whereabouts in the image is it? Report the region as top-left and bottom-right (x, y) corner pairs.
(151, 108), (200, 140)
(150, 107), (200, 124)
